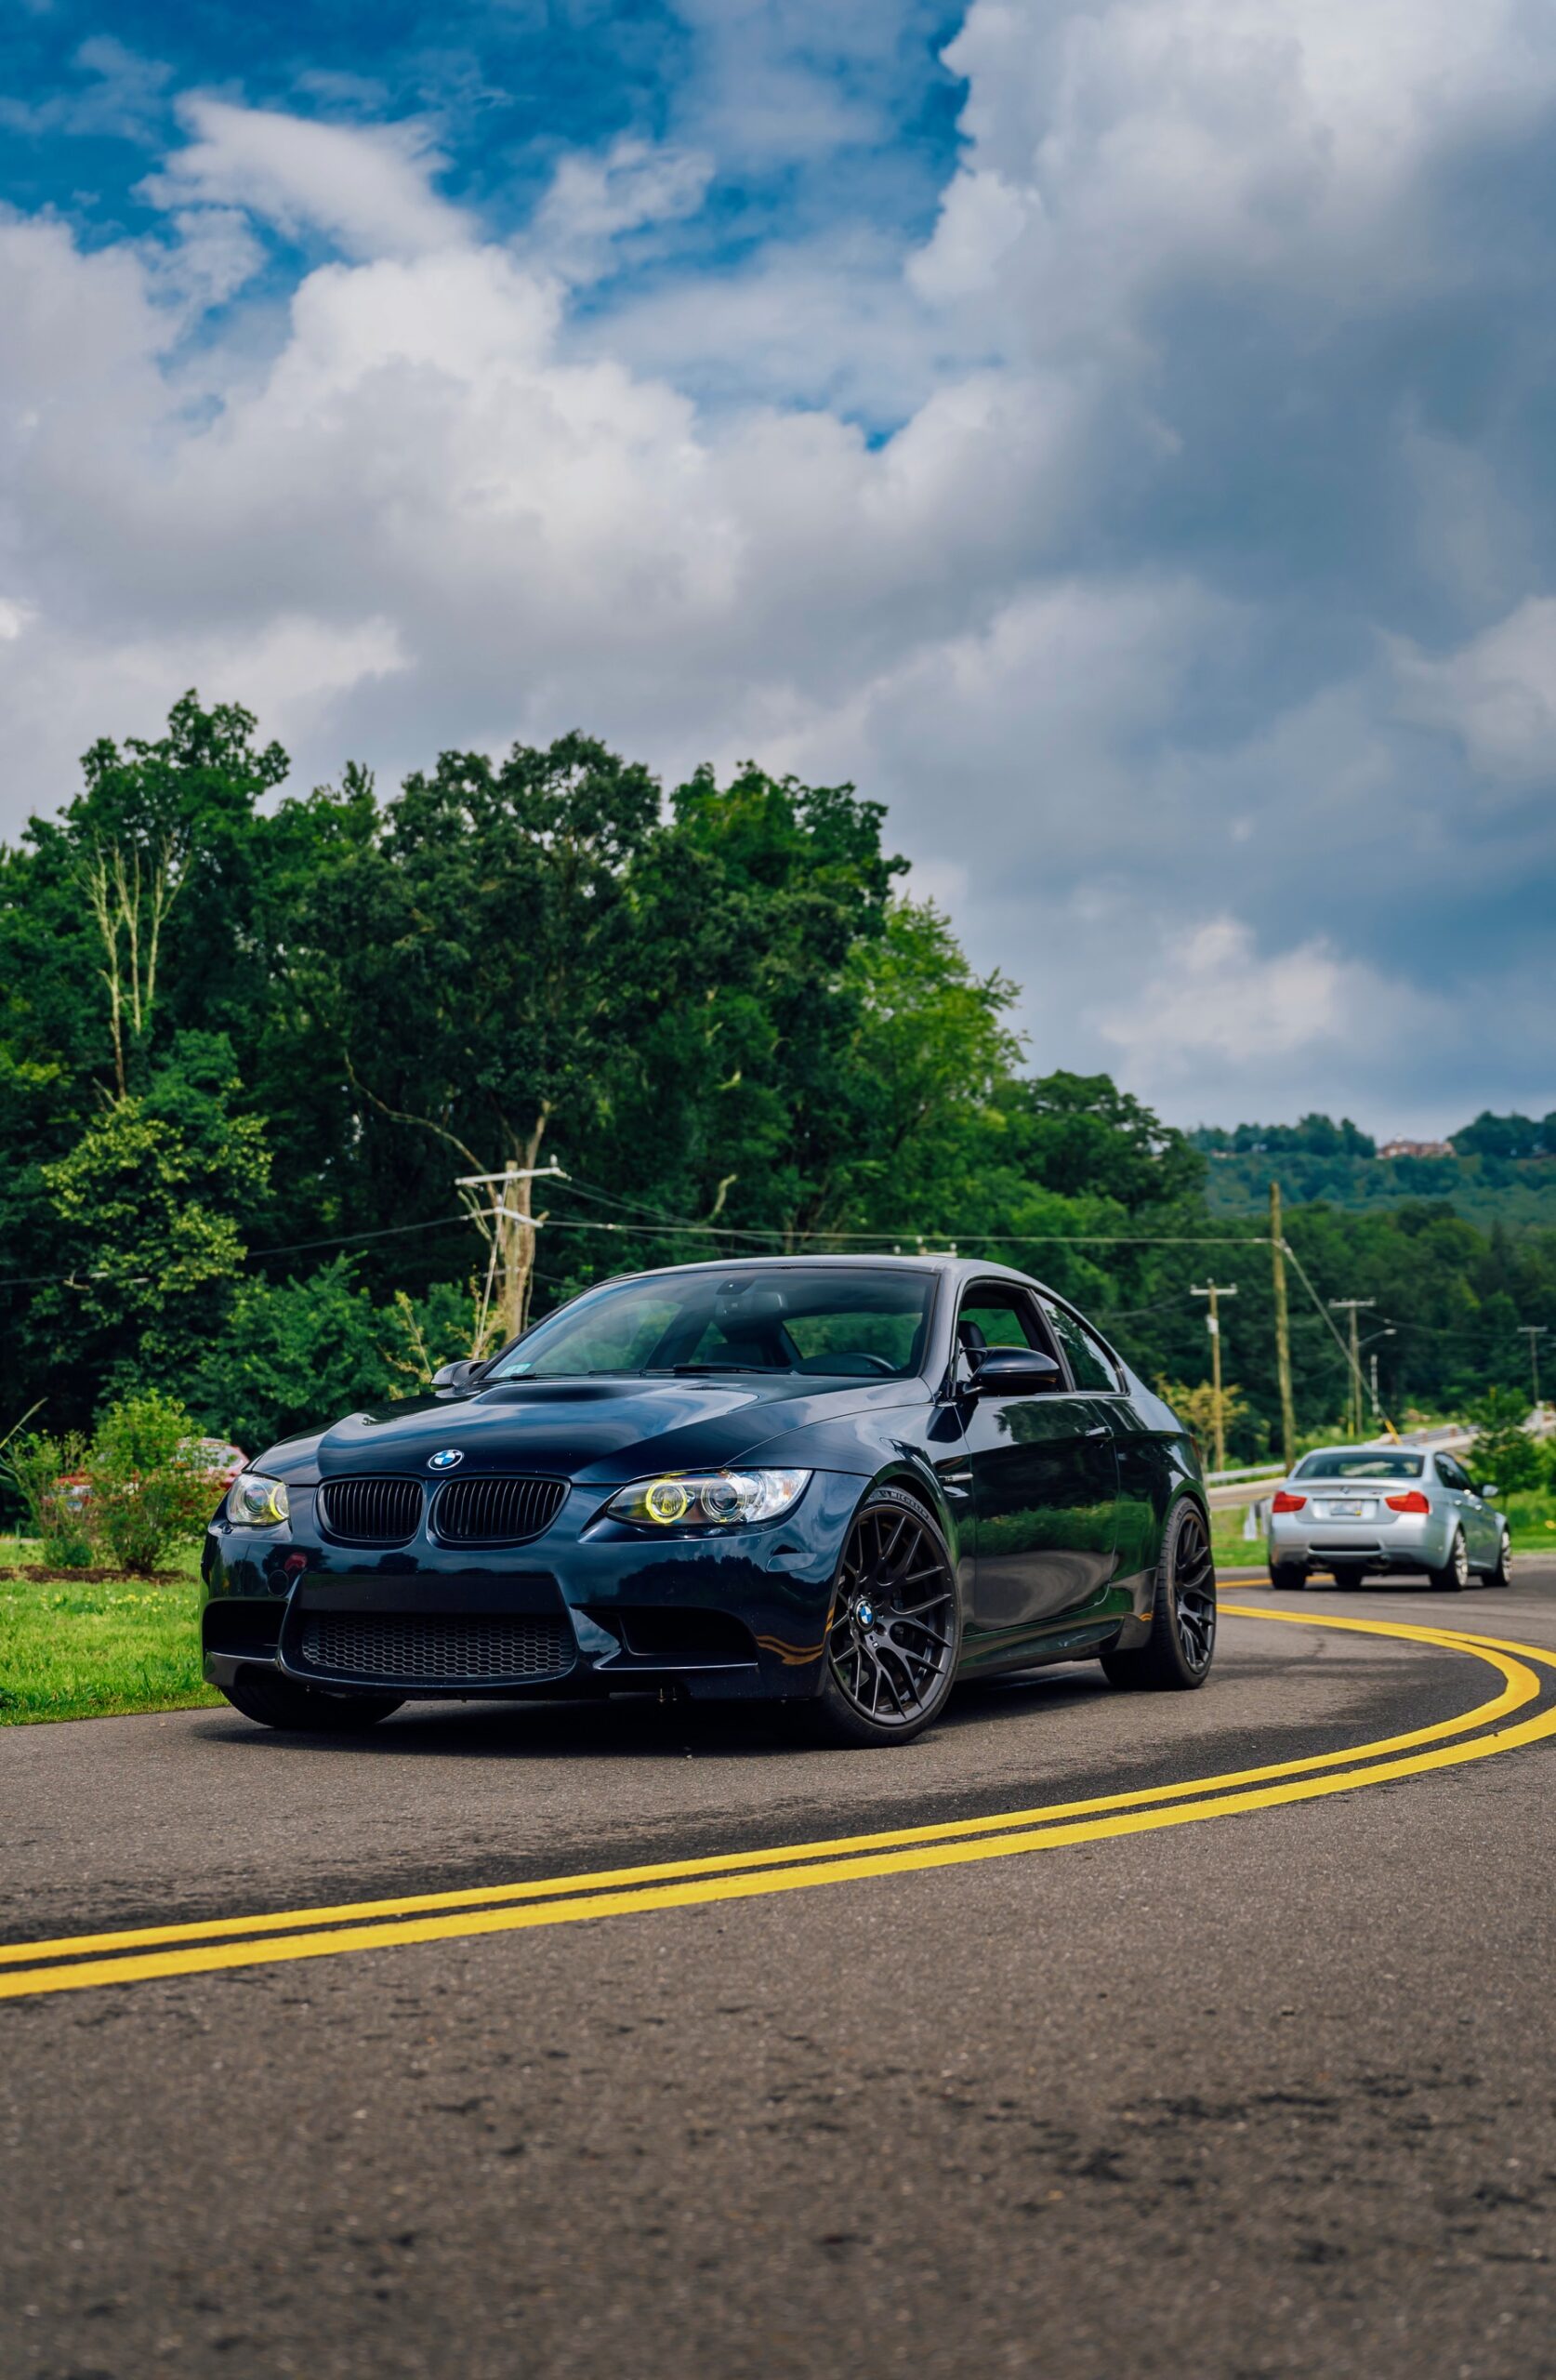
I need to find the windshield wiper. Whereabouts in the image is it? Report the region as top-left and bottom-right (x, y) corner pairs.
(668, 1362), (778, 1375)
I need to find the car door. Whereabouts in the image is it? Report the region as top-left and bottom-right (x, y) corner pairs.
(1436, 1452), (1496, 1563)
(957, 1281), (1120, 1641)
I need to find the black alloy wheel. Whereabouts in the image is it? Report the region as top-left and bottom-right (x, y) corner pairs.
(1428, 1527), (1470, 1593)
(812, 1487), (961, 1747)
(1101, 1501), (1217, 1691)
(220, 1667), (403, 1732)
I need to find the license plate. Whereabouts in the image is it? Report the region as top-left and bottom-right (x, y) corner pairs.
(1328, 1500), (1365, 1517)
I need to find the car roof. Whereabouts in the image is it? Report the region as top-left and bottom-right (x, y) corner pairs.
(1298, 1444), (1427, 1464)
(589, 1251), (1056, 1293)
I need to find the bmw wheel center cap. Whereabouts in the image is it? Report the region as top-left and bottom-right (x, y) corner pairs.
(855, 1599), (875, 1628)
(428, 1448), (464, 1471)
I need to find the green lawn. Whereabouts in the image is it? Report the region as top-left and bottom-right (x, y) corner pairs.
(0, 1538), (218, 1725)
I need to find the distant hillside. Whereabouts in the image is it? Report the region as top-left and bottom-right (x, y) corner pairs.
(1200, 1148), (1556, 1232)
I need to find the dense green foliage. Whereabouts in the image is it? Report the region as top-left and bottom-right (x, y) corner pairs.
(1191, 1113), (1377, 1158)
(4, 694), (1554, 1475)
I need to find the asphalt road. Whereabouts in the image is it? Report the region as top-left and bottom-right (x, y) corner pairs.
(3, 1567), (1555, 2380)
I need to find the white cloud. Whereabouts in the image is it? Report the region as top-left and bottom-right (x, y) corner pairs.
(1094, 914), (1436, 1074)
(529, 137), (715, 285)
(1392, 600), (1556, 787)
(141, 99), (471, 260)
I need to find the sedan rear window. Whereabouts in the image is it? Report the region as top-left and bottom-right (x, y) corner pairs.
(1291, 1450), (1425, 1481)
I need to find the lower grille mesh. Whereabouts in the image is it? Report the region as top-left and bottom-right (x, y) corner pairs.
(297, 1613), (574, 1685)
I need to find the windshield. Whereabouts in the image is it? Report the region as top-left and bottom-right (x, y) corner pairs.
(485, 1267), (936, 1382)
(1292, 1450), (1425, 1481)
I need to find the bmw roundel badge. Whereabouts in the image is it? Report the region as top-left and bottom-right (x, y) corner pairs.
(428, 1448), (464, 1471)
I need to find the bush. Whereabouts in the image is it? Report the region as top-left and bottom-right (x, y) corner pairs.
(1, 1430), (96, 1568)
(88, 1392), (218, 1576)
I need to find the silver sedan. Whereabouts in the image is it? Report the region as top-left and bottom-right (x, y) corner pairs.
(1266, 1444), (1510, 1591)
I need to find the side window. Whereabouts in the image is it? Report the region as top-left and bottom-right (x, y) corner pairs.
(956, 1284), (1046, 1361)
(1042, 1300), (1119, 1393)
(1436, 1455), (1470, 1494)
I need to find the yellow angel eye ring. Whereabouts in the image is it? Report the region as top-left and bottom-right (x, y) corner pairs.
(644, 1479), (692, 1525)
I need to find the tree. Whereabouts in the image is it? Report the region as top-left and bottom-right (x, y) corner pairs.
(189, 1258), (394, 1453)
(1003, 1071), (1205, 1212)
(44, 1034), (269, 1382)
(48, 692), (289, 1092)
(298, 734), (663, 1336)
(1461, 1384), (1542, 1490)
(1453, 1111), (1544, 1162)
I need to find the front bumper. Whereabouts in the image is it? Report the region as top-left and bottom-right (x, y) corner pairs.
(202, 1471), (866, 1701)
(1267, 1506), (1453, 1575)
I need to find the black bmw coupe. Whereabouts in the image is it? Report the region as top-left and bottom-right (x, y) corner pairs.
(203, 1255), (1216, 1746)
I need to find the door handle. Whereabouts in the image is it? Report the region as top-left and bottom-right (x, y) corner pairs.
(1083, 1425), (1110, 1439)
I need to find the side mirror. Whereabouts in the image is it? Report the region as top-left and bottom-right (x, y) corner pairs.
(431, 1358), (483, 1394)
(968, 1347), (1063, 1395)
(1477, 1479), (1498, 1501)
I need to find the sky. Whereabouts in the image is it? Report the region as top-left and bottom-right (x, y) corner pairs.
(3, 0), (1556, 1137)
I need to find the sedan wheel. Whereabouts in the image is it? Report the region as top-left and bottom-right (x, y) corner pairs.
(1427, 1527), (1470, 1593)
(812, 1488), (961, 1747)
(1101, 1501), (1216, 1691)
(1482, 1527), (1511, 1588)
(221, 1667), (403, 1732)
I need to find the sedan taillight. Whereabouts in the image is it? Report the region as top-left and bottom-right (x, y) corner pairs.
(1385, 1490), (1431, 1513)
(1272, 1490), (1306, 1513)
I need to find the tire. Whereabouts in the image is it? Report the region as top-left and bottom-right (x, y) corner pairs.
(1101, 1501), (1217, 1692)
(1426, 1527), (1470, 1594)
(1329, 1565), (1366, 1592)
(221, 1665), (403, 1732)
(1269, 1561), (1306, 1592)
(810, 1487), (962, 1747)
(1479, 1527), (1511, 1588)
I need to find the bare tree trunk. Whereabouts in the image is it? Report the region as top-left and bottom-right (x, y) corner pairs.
(73, 840), (181, 1093)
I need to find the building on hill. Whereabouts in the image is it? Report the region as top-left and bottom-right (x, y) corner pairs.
(1377, 1138), (1457, 1159)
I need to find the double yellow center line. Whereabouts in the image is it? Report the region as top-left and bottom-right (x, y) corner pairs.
(4, 1606), (1552, 2003)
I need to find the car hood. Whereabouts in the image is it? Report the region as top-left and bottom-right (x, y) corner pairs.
(263, 1374), (914, 1485)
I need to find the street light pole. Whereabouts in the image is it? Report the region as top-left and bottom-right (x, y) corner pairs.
(1270, 1183), (1297, 1469)
(1518, 1323), (1549, 1410)
(1328, 1298), (1376, 1437)
(1191, 1280), (1238, 1472)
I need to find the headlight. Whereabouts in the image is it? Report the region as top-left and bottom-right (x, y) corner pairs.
(229, 1474), (290, 1527)
(606, 1469), (811, 1528)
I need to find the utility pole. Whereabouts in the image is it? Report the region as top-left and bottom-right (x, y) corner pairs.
(455, 1163), (567, 1343)
(1328, 1297), (1375, 1437)
(1191, 1279), (1238, 1472)
(1269, 1183), (1297, 1470)
(1518, 1323), (1549, 1410)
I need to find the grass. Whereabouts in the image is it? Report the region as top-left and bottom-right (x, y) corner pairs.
(0, 1535), (218, 1726)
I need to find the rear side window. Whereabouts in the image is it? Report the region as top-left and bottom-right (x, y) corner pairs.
(1435, 1454), (1472, 1493)
(1042, 1300), (1119, 1393)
